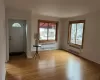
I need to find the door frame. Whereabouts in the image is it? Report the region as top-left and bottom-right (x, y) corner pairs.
(6, 18), (29, 62)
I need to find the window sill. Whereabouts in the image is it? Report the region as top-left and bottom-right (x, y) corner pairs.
(69, 43), (82, 49)
(39, 40), (57, 44)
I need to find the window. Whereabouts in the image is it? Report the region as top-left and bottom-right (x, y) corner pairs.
(68, 20), (85, 48)
(12, 23), (21, 27)
(38, 20), (58, 43)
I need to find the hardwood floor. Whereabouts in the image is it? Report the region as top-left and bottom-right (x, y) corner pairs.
(6, 50), (100, 80)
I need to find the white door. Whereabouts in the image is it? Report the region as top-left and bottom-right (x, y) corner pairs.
(9, 19), (26, 53)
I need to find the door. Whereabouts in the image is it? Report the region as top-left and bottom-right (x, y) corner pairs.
(9, 19), (26, 53)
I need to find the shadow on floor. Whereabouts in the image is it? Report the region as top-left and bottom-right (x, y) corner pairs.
(6, 72), (22, 80)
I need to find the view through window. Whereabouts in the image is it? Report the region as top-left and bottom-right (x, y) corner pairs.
(38, 20), (58, 42)
(68, 20), (85, 48)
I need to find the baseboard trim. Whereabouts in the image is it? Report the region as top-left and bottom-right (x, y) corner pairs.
(62, 49), (100, 65)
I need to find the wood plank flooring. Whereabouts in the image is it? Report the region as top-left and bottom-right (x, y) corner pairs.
(6, 50), (100, 80)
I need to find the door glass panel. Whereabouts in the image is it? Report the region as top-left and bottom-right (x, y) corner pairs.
(12, 23), (21, 27)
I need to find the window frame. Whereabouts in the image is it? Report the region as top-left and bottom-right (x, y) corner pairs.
(68, 20), (85, 49)
(38, 20), (58, 43)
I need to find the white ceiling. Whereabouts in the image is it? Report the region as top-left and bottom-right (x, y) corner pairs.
(5, 0), (100, 18)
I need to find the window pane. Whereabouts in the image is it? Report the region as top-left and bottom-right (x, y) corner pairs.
(70, 24), (77, 44)
(12, 23), (21, 27)
(48, 27), (56, 40)
(39, 21), (57, 41)
(76, 23), (84, 45)
(48, 23), (56, 40)
(39, 22), (48, 40)
(39, 28), (47, 40)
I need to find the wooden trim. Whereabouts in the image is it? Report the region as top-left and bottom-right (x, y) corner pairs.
(69, 43), (82, 49)
(38, 20), (58, 43)
(63, 49), (99, 65)
(68, 20), (85, 49)
(38, 20), (40, 37)
(38, 20), (58, 23)
(68, 23), (71, 44)
(81, 20), (85, 48)
(39, 40), (56, 43)
(69, 20), (85, 24)
(55, 22), (58, 41)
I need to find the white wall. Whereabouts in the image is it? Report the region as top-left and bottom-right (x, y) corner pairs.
(6, 8), (32, 59)
(31, 14), (61, 52)
(6, 8), (62, 59)
(61, 11), (100, 64)
(0, 0), (6, 80)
